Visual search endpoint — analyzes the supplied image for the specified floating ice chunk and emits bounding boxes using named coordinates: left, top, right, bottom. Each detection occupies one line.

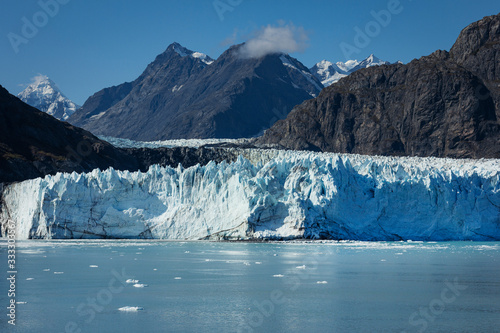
left=26, top=278, right=34, bottom=280
left=255, top=262, right=262, bottom=264
left=42, top=269, right=50, bottom=271
left=16, top=301, right=27, bottom=304
left=273, top=274, right=284, bottom=278
left=243, top=262, right=251, bottom=266
left=296, top=265, right=306, bottom=269
left=174, top=277, right=182, bottom=280
left=133, top=283, right=148, bottom=288
left=54, top=272, right=64, bottom=274
left=126, top=279, right=139, bottom=284
left=316, top=281, right=328, bottom=284
left=118, top=306, right=144, bottom=312
left=153, top=268, right=157, bottom=271
left=380, top=259, right=387, bottom=262
left=89, top=265, right=98, bottom=268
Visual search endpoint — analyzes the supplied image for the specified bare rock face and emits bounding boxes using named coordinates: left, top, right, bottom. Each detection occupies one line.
left=0, top=85, right=248, bottom=183
left=68, top=43, right=323, bottom=141
left=0, top=85, right=139, bottom=183
left=257, top=13, right=500, bottom=158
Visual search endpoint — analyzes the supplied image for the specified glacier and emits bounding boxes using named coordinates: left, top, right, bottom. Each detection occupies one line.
left=1, top=149, right=499, bottom=241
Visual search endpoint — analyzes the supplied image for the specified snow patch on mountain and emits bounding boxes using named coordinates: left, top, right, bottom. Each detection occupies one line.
left=18, top=74, right=79, bottom=120
left=172, top=43, right=214, bottom=65
left=191, top=52, right=214, bottom=65
left=1, top=150, right=498, bottom=241
left=311, top=54, right=392, bottom=87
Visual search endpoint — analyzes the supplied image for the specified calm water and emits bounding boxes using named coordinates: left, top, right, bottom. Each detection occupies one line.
left=0, top=240, right=499, bottom=333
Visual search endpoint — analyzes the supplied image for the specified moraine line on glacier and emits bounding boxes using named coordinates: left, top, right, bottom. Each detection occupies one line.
left=0, top=148, right=499, bottom=241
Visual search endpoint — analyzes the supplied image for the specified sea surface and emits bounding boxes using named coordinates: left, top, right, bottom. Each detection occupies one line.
left=0, top=240, right=499, bottom=333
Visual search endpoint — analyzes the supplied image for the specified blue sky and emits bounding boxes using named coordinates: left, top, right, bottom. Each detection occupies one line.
left=1, top=0, right=499, bottom=105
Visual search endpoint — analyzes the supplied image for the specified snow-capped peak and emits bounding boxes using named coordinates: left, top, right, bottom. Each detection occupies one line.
left=171, top=42, right=214, bottom=65
left=311, top=54, right=393, bottom=87
left=354, top=54, right=389, bottom=70
left=336, top=59, right=359, bottom=73
left=18, top=74, right=79, bottom=121
left=18, top=74, right=55, bottom=99
left=314, top=60, right=334, bottom=75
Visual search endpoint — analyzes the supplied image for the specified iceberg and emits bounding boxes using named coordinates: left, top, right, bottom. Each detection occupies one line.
left=1, top=150, right=499, bottom=241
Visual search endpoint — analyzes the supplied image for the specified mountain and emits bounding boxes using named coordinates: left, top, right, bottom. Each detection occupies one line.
left=3, top=150, right=499, bottom=241
left=68, top=42, right=323, bottom=141
left=0, top=85, right=139, bottom=183
left=0, top=84, right=261, bottom=184
left=257, top=13, right=500, bottom=159
left=310, top=54, right=390, bottom=87
left=18, top=75, right=79, bottom=121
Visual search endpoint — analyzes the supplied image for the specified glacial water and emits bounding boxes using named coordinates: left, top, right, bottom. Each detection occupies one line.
left=0, top=240, right=499, bottom=333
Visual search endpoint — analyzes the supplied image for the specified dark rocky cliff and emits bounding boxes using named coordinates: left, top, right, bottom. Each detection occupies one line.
left=257, top=14, right=500, bottom=158
left=0, top=85, right=139, bottom=183
left=0, top=85, right=244, bottom=183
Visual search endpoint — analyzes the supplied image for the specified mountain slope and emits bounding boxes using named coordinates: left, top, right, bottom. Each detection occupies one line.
left=310, top=54, right=390, bottom=87
left=68, top=43, right=323, bottom=141
left=18, top=75, right=79, bottom=120
left=257, top=14, right=500, bottom=159
left=0, top=85, right=139, bottom=183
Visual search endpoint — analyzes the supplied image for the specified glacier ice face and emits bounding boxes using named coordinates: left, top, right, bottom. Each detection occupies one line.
left=1, top=150, right=499, bottom=241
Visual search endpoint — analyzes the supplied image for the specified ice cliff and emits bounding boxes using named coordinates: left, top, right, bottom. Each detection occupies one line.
left=1, top=150, right=499, bottom=241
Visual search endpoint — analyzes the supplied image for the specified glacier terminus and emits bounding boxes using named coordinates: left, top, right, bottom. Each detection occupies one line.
left=1, top=149, right=499, bottom=241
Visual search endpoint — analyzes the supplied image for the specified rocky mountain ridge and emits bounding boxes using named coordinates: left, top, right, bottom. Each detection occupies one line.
left=257, top=13, right=500, bottom=159
left=68, top=42, right=324, bottom=141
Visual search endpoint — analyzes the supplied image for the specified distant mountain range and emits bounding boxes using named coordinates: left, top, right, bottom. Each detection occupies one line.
left=18, top=75, right=79, bottom=121
left=68, top=42, right=324, bottom=141
left=1, top=11, right=498, bottom=186
left=257, top=13, right=500, bottom=159
left=310, top=54, right=393, bottom=87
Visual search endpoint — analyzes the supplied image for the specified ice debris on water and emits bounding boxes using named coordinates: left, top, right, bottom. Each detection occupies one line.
left=118, top=306, right=144, bottom=312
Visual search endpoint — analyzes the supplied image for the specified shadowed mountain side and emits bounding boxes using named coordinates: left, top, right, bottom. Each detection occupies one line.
left=256, top=13, right=500, bottom=159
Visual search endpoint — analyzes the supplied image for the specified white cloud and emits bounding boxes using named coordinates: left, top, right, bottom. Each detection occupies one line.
left=31, top=73, right=49, bottom=84
left=237, top=23, right=309, bottom=59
